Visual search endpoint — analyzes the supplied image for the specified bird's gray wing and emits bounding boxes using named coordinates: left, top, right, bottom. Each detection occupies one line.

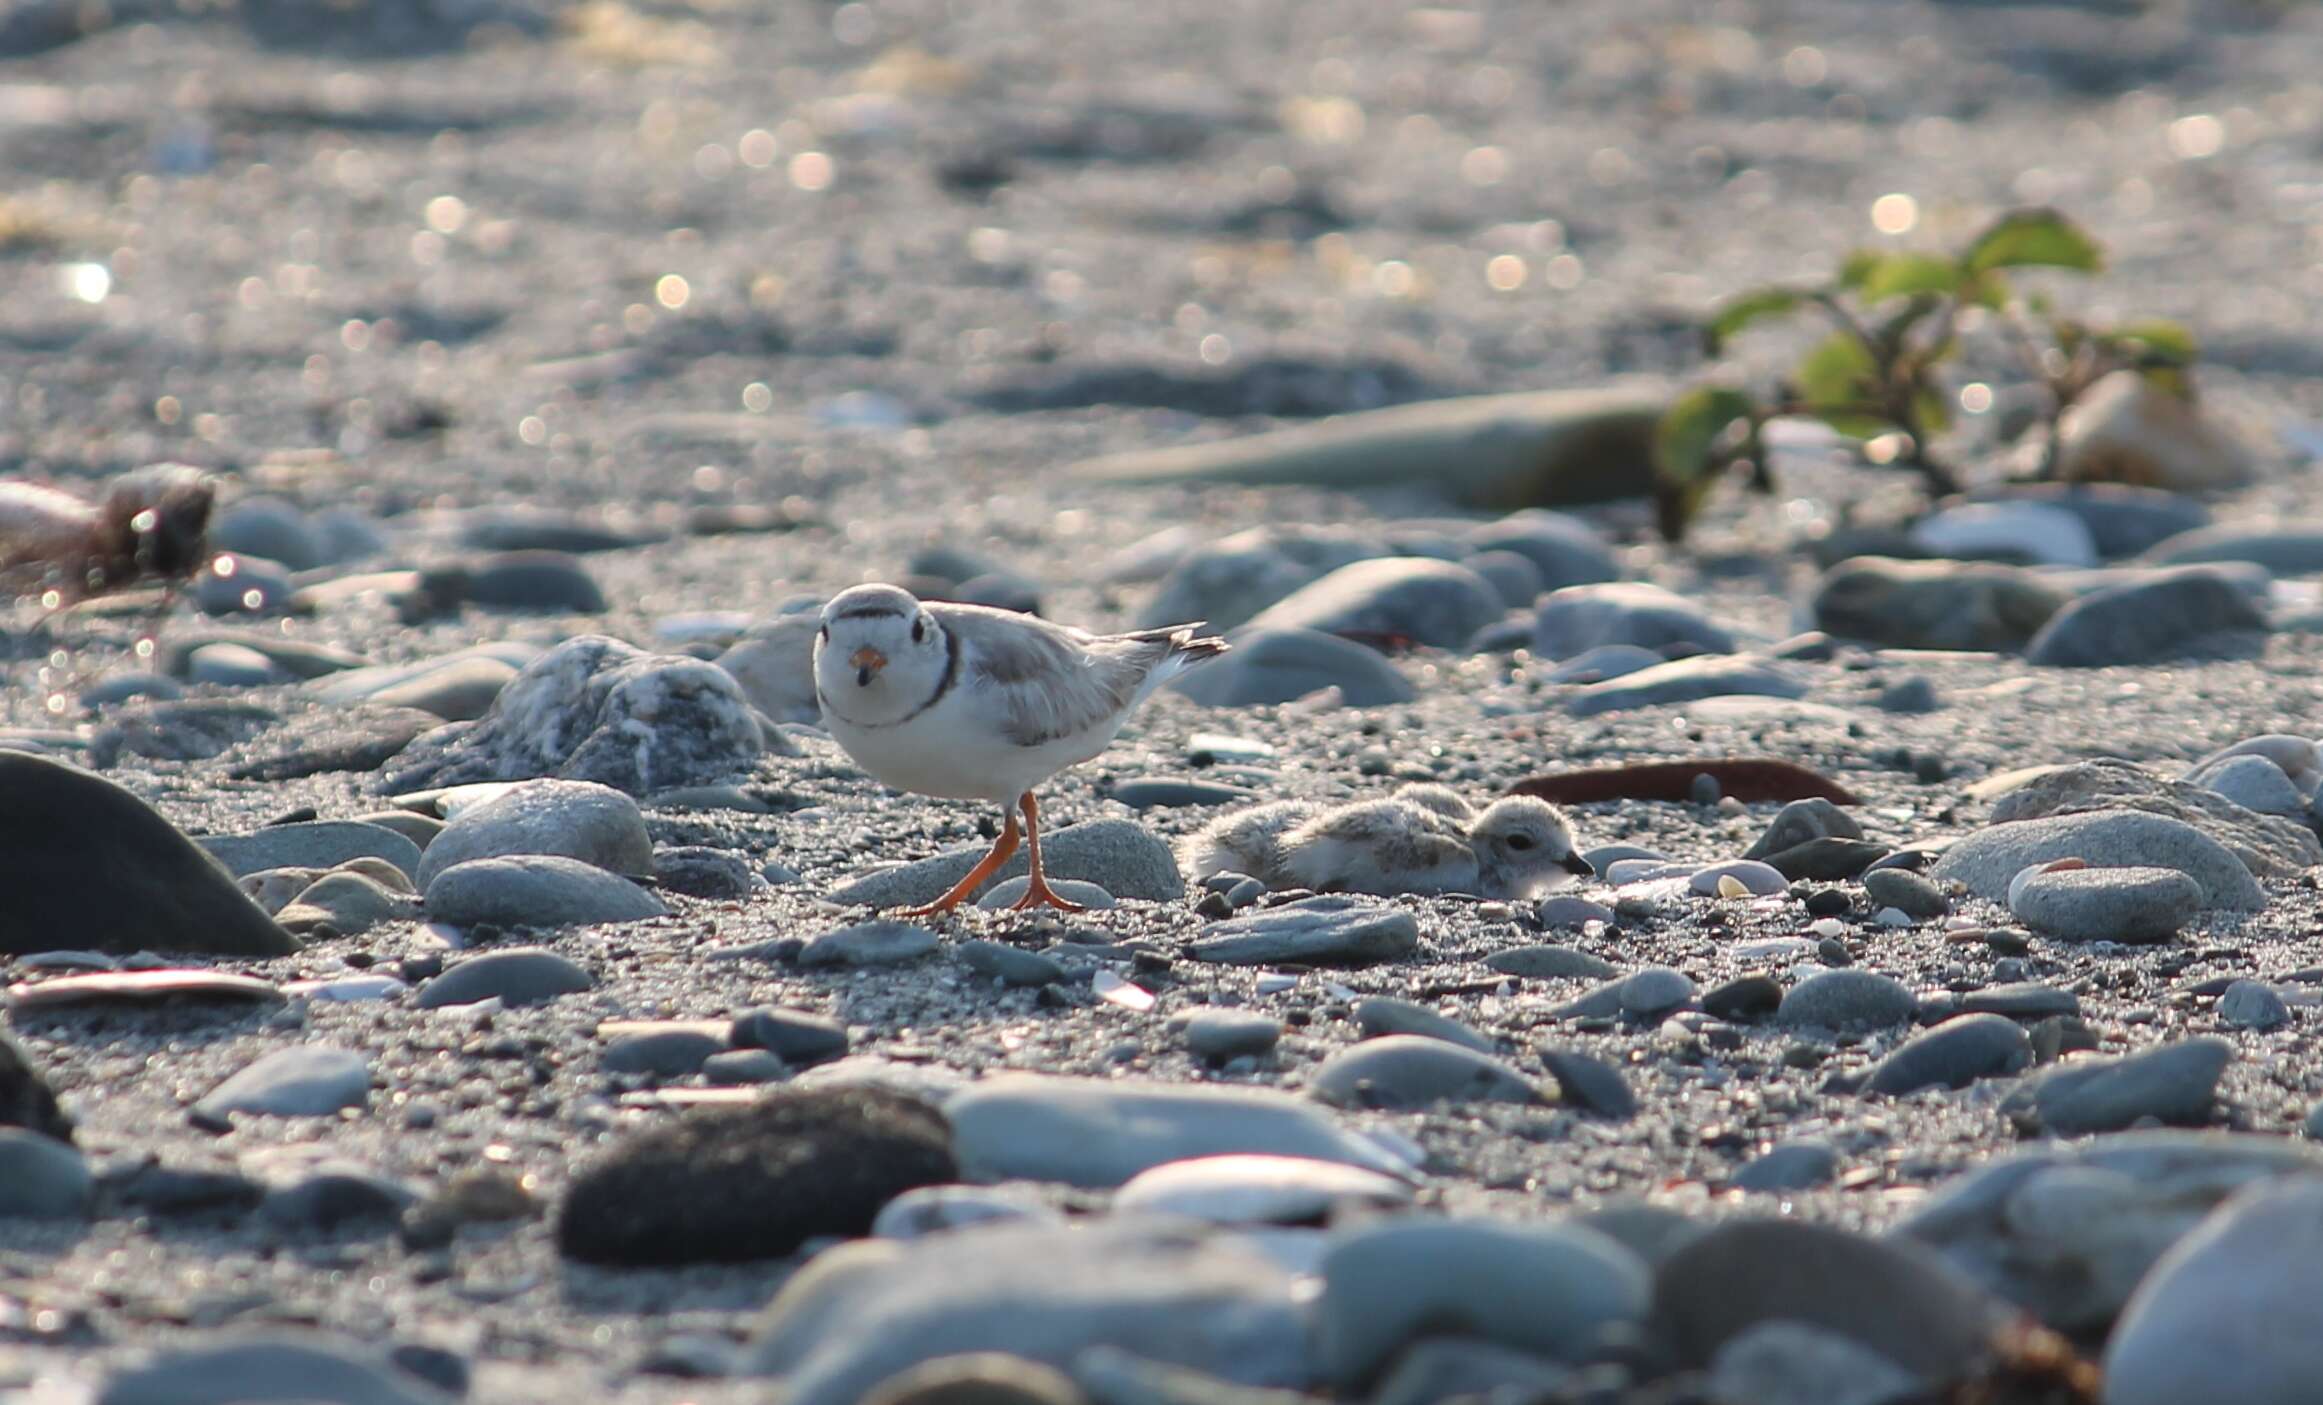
left=937, top=605, right=1170, bottom=749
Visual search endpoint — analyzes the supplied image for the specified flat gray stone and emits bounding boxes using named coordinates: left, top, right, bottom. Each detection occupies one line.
left=945, top=1076, right=1418, bottom=1187
left=1316, top=1219, right=1650, bottom=1388
left=1863, top=867, right=1948, bottom=919
left=976, top=876, right=1116, bottom=911
left=194, top=1046, right=370, bottom=1119
left=415, top=947, right=594, bottom=1009
left=1311, top=1035, right=1540, bottom=1111
left=1959, top=983, right=2079, bottom=1019
left=1484, top=944, right=1617, bottom=980
left=2142, top=521, right=2323, bottom=573
left=414, top=779, right=652, bottom=888
left=1707, top=1321, right=1919, bottom=1405
left=1246, top=556, right=1504, bottom=651
left=1353, top=996, right=1492, bottom=1053
left=1777, top=970, right=1916, bottom=1031
left=1989, top=757, right=2320, bottom=880
left=1618, top=966, right=1696, bottom=1017
left=1109, top=778, right=1260, bottom=809
left=1813, top=556, right=2070, bottom=651
left=1532, top=582, right=1734, bottom=659
left=1863, top=1014, right=2032, bottom=1097
left=0, top=1129, right=91, bottom=1219
left=800, top=920, right=940, bottom=968
left=2009, top=864, right=2202, bottom=942
left=1568, top=655, right=1804, bottom=717
left=2105, top=1179, right=2323, bottom=1405
left=1112, top=1154, right=1412, bottom=1225
left=1691, top=859, right=1786, bottom=897
left=1538, top=1048, right=1635, bottom=1119
left=830, top=818, right=1181, bottom=908
left=201, top=821, right=423, bottom=882
left=956, top=938, right=1068, bottom=986
left=97, top=1335, right=456, bottom=1405
left=2002, top=1036, right=2232, bottom=1134
left=1462, top=511, right=1618, bottom=590
left=2195, top=753, right=2307, bottom=816
left=1977, top=483, right=2209, bottom=558
left=1177, top=1010, right=1283, bottom=1062
left=1730, top=1140, right=1840, bottom=1193
left=2025, top=564, right=2268, bottom=667
left=1535, top=896, right=1616, bottom=929
left=1934, top=808, right=2265, bottom=909
left=424, top=854, right=667, bottom=929
left=2218, top=979, right=2291, bottom=1030
left=602, top=1024, right=729, bottom=1077
left=1169, top=626, right=1416, bottom=708
left=1189, top=896, right=1419, bottom=966
left=1138, top=523, right=1389, bottom=633
left=732, top=1008, right=849, bottom=1065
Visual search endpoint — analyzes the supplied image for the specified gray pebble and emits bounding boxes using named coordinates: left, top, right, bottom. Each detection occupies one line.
left=462, top=550, right=607, bottom=612
left=97, top=1335, right=454, bottom=1405
left=1744, top=799, right=1863, bottom=861
left=1729, top=1140, right=1840, bottom=1193
left=1311, top=1035, right=1540, bottom=1111
left=799, top=921, right=940, bottom=968
left=2001, top=1036, right=2232, bottom=1134
left=1777, top=970, right=1916, bottom=1031
left=0, top=1130, right=91, bottom=1219
left=1702, top=975, right=1783, bottom=1021
left=1538, top=1048, right=1635, bottom=1119
left=702, top=1049, right=789, bottom=1085
left=731, top=1008, right=850, bottom=1065
left=1354, top=996, right=1492, bottom=1053
left=194, top=1046, right=370, bottom=1119
left=2218, top=979, right=2290, bottom=1031
left=424, top=854, right=668, bottom=929
left=1863, top=868, right=1949, bottom=920
left=1537, top=895, right=1616, bottom=928
left=1935, top=809, right=2264, bottom=909
left=1190, top=896, right=1418, bottom=967
left=201, top=821, right=423, bottom=882
left=603, top=1026, right=728, bottom=1077
left=1109, top=778, right=1259, bottom=809
left=1178, top=1010, right=1284, bottom=1063
left=1618, top=966, right=1696, bottom=1017
left=2008, top=864, right=2203, bottom=942
left=1485, top=945, right=1617, bottom=980
left=416, top=779, right=652, bottom=888
left=1863, top=1014, right=2032, bottom=1097
left=415, top=947, right=593, bottom=1009
left=976, top=876, right=1116, bottom=911
left=1959, top=983, right=2080, bottom=1019
left=958, top=939, right=1068, bottom=987
left=653, top=846, right=764, bottom=900
left=1690, top=860, right=1785, bottom=897
left=1876, top=675, right=1941, bottom=712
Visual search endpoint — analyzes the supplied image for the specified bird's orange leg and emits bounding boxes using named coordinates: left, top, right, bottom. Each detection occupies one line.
left=1009, top=792, right=1087, bottom=913
left=895, top=809, right=1021, bottom=917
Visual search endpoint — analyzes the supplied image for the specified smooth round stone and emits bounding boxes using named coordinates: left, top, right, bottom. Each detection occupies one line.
left=1545, top=644, right=1665, bottom=684
left=0, top=1130, right=91, bottom=1219
left=1168, top=626, right=1416, bottom=708
left=193, top=1046, right=370, bottom=1119
left=1690, top=860, right=1786, bottom=897
left=2104, top=1179, right=2323, bottom=1405
left=603, top=1026, right=728, bottom=1077
left=1582, top=843, right=1671, bottom=871
left=800, top=921, right=941, bottom=968
left=461, top=550, right=607, bottom=612
left=1463, top=511, right=1617, bottom=590
left=212, top=495, right=329, bottom=569
left=1813, top=555, right=2070, bottom=651
left=2218, top=980, right=2290, bottom=1031
left=1245, top=556, right=1504, bottom=652
left=1567, top=655, right=1804, bottom=718
left=1959, top=983, right=2080, bottom=1019
left=1619, top=967, right=1696, bottom=1017
left=1465, top=549, right=1546, bottom=611
left=1744, top=799, right=1863, bottom=861
left=1190, top=896, right=1418, bottom=967
left=1708, top=1320, right=1919, bottom=1405
left=1863, top=868, right=1948, bottom=920
left=276, top=872, right=414, bottom=937
left=1538, top=1049, right=1635, bottom=1119
left=1863, top=1014, right=2032, bottom=1097
left=703, top=1049, right=788, bottom=1085
left=1176, top=1009, right=1282, bottom=1063
left=975, top=877, right=1116, bottom=911
left=367, top=655, right=519, bottom=722
left=424, top=855, right=668, bottom=929
left=2195, top=753, right=2307, bottom=816
left=1532, top=581, right=1733, bottom=659
left=653, top=846, right=763, bottom=900
left=80, top=672, right=184, bottom=707
left=1777, top=970, right=1916, bottom=1031
left=1354, top=996, right=1492, bottom=1053
left=1730, top=1139, right=1840, bottom=1193
left=832, top=819, right=1180, bottom=909
left=193, top=553, right=295, bottom=615
left=2000, top=1037, right=2232, bottom=1134
left=1316, top=1219, right=1651, bottom=1388
left=2024, top=564, right=2266, bottom=668
left=871, top=1185, right=1064, bottom=1240
left=1911, top=499, right=2098, bottom=567
left=732, top=1008, right=850, bottom=1065
left=2008, top=864, right=2202, bottom=943
left=1485, top=944, right=1618, bottom=981
left=956, top=939, right=1068, bottom=988
left=1607, top=858, right=1691, bottom=885
left=1311, top=1036, right=1539, bottom=1111
left=1536, top=895, right=1616, bottom=930
left=1936, top=808, right=2266, bottom=910
left=96, top=1336, right=449, bottom=1405
left=1702, top=975, right=1783, bottom=1022
left=202, top=821, right=423, bottom=882
left=415, top=779, right=652, bottom=888
left=1108, top=778, right=1259, bottom=809
left=1114, top=1153, right=1413, bottom=1225
left=415, top=947, right=593, bottom=1009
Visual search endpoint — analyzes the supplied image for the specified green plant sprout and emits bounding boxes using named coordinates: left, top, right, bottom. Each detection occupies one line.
left=1651, top=207, right=2201, bottom=541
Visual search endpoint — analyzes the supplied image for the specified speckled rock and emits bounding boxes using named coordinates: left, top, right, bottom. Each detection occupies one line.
left=1245, top=556, right=1504, bottom=651
left=424, top=855, right=668, bottom=929
left=831, top=819, right=1181, bottom=908
left=1532, top=581, right=1734, bottom=659
left=1777, top=971, right=1915, bottom=1031
left=414, top=779, right=652, bottom=888
left=1934, top=808, right=2265, bottom=909
left=2008, top=864, right=2202, bottom=942
left=2104, top=1180, right=2323, bottom=1405
left=2001, top=1036, right=2231, bottom=1134
left=1310, top=1036, right=1540, bottom=1111
left=1863, top=1014, right=2032, bottom=1097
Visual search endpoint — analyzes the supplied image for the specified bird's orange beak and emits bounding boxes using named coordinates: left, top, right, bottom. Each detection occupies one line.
left=850, top=646, right=886, bottom=683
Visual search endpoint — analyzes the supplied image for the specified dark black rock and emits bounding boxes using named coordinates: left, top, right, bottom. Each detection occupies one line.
left=555, top=1087, right=956, bottom=1265
left=1539, top=1049, right=1636, bottom=1119
left=0, top=751, right=297, bottom=957
left=652, top=846, right=763, bottom=899
left=730, top=1007, right=850, bottom=1065
left=1760, top=838, right=1891, bottom=881
left=1701, top=975, right=1783, bottom=1022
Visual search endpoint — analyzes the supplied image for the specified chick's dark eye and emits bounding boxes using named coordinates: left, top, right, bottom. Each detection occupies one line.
left=1506, top=834, right=1536, bottom=851
left=911, top=617, right=926, bottom=644
left=817, top=624, right=828, bottom=642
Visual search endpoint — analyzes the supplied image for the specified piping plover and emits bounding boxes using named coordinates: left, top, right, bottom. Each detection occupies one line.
left=815, top=582, right=1228, bottom=914
left=1184, top=785, right=1591, bottom=900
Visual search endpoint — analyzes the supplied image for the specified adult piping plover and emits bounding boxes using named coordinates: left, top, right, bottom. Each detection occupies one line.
left=1184, top=784, right=1591, bottom=901
left=815, top=582, right=1228, bottom=914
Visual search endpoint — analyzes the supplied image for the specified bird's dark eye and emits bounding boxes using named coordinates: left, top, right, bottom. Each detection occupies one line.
left=911, top=617, right=926, bottom=644
left=1506, top=833, right=1536, bottom=851
left=818, top=624, right=828, bottom=642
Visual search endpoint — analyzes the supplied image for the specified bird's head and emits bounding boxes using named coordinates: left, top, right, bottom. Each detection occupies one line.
left=814, top=583, right=951, bottom=724
left=1470, top=796, right=1592, bottom=899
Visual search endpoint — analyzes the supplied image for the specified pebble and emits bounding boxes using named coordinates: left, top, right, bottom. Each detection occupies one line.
left=379, top=636, right=773, bottom=796
left=744, top=1219, right=1306, bottom=1405
left=1462, top=510, right=1619, bottom=589
left=1745, top=799, right=1863, bottom=860
left=193, top=552, right=295, bottom=615
left=276, top=871, right=417, bottom=937
left=1538, top=1048, right=1636, bottom=1119
left=194, top=1045, right=371, bottom=1119
left=945, top=1076, right=1418, bottom=1186
left=1812, top=556, right=2070, bottom=651
left=602, top=1024, right=729, bottom=1077
left=1531, top=581, right=1734, bottom=659
left=1934, top=808, right=2265, bottom=909
left=97, top=1335, right=458, bottom=1405
left=1544, top=644, right=1664, bottom=683
left=2025, top=564, right=2268, bottom=667
left=1113, top=1153, right=1414, bottom=1225
left=554, top=1087, right=952, bottom=1265
left=1353, top=996, right=1493, bottom=1053
left=2104, top=1179, right=2323, bottom=1405
left=2193, top=753, right=2308, bottom=816
left=2001, top=1036, right=2232, bottom=1134
left=1758, top=837, right=1891, bottom=881
left=1863, top=1014, right=2032, bottom=1097
left=2217, top=979, right=2290, bottom=1030
left=1176, top=1009, right=1284, bottom=1062
left=1189, top=896, right=1419, bottom=967
left=1315, top=1219, right=1650, bottom=1388
left=1995, top=757, right=2319, bottom=878
left=1862, top=868, right=1948, bottom=919
left=1244, top=556, right=1505, bottom=651
left=1729, top=1139, right=1840, bottom=1192
left=2007, top=864, right=2203, bottom=942
left=1776, top=970, right=1916, bottom=1031
left=187, top=641, right=282, bottom=687
left=1137, top=523, right=1386, bottom=632
left=1958, top=983, right=2080, bottom=1019
left=872, top=1185, right=1064, bottom=1240
left=1110, top=777, right=1259, bottom=809
left=977, top=876, right=1117, bottom=910
left=201, top=820, right=423, bottom=882
left=1617, top=966, right=1696, bottom=1017
left=0, top=1129, right=91, bottom=1219
left=702, top=1049, right=789, bottom=1085
left=1990, top=483, right=2211, bottom=557
left=832, top=818, right=1181, bottom=908
left=1689, top=860, right=1786, bottom=897
left=211, top=495, right=331, bottom=569
left=1701, top=975, right=1783, bottom=1021
left=1484, top=945, right=1617, bottom=980
left=413, top=779, right=652, bottom=888
left=1465, top=548, right=1546, bottom=611
left=456, top=549, right=607, bottom=612
left=957, top=939, right=1069, bottom=987
left=424, top=855, right=668, bottom=929
left=653, top=845, right=764, bottom=899
left=1706, top=1321, right=1920, bottom=1405
left=1875, top=674, right=1941, bottom=713
left=800, top=920, right=941, bottom=968
left=1368, top=1339, right=1573, bottom=1405
left=366, top=655, right=521, bottom=722
left=1911, top=498, right=2098, bottom=567
left=1310, top=1035, right=1541, bottom=1111
left=2, top=753, right=298, bottom=958
left=713, top=614, right=824, bottom=725
left=1536, top=895, right=1616, bottom=929
left=80, top=672, right=184, bottom=707
left=2144, top=520, right=2323, bottom=572
left=1567, top=654, right=1804, bottom=718
left=249, top=1151, right=417, bottom=1233
left=731, top=1008, right=850, bottom=1065
left=415, top=947, right=594, bottom=1009
left=1167, top=626, right=1416, bottom=708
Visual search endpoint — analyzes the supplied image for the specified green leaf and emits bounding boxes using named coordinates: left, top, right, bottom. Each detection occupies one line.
left=1962, top=269, right=2011, bottom=310
left=2111, top=318, right=2198, bottom=365
left=1912, top=384, right=1952, bottom=438
left=1793, top=330, right=1880, bottom=410
left=1652, top=386, right=1756, bottom=541
left=1706, top=287, right=1807, bottom=351
left=1963, top=208, right=2104, bottom=275
left=1852, top=253, right=1963, bottom=302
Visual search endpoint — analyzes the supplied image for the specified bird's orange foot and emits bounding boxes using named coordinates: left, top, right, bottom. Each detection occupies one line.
left=1008, top=875, right=1087, bottom=913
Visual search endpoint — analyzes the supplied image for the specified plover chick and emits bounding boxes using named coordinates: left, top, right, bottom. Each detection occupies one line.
left=1185, top=788, right=1591, bottom=900
left=814, top=582, right=1226, bottom=914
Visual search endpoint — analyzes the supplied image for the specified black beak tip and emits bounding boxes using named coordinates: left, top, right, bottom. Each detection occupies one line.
left=1562, top=854, right=1595, bottom=876
left=856, top=666, right=873, bottom=687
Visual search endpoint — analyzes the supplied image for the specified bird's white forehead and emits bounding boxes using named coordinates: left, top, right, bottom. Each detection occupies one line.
left=821, top=582, right=923, bottom=626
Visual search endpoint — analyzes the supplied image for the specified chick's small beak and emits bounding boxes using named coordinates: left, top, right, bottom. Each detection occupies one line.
left=1561, top=853, right=1595, bottom=876
left=851, top=646, right=886, bottom=687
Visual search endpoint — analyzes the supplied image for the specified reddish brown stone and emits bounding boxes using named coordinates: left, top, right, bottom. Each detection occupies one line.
left=1508, top=760, right=1860, bottom=806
